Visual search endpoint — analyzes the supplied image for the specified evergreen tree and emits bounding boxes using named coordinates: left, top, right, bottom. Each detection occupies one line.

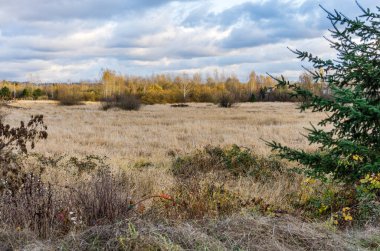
left=268, top=3, right=380, bottom=182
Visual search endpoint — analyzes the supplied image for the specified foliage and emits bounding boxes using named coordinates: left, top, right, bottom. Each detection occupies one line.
left=0, top=86, right=11, bottom=100
left=21, top=88, right=32, bottom=99
left=2, top=69, right=327, bottom=104
left=32, top=88, right=43, bottom=100
left=356, top=174, right=380, bottom=224
left=297, top=175, right=380, bottom=227
left=268, top=4, right=380, bottom=182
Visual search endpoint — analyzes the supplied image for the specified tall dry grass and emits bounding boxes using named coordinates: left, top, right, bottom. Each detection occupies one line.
left=1, top=101, right=379, bottom=250
left=5, top=101, right=326, bottom=167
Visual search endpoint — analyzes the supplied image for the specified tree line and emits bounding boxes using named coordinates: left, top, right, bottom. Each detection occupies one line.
left=0, top=70, right=327, bottom=104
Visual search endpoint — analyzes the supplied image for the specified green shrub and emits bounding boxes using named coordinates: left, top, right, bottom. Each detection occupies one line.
left=0, top=86, right=11, bottom=100
left=21, top=88, right=33, bottom=99
left=172, top=145, right=284, bottom=182
left=32, top=88, right=43, bottom=100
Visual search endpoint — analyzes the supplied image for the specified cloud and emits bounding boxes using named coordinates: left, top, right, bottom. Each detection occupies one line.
left=0, top=0, right=378, bottom=82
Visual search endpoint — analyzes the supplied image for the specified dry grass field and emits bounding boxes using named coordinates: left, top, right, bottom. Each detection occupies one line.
left=6, top=100, right=325, bottom=168
left=4, top=101, right=326, bottom=211
left=2, top=101, right=380, bottom=250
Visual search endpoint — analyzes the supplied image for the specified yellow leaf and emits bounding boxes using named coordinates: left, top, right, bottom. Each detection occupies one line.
left=344, top=215, right=353, bottom=221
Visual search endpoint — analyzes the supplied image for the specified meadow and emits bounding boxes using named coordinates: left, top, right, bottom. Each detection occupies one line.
left=1, top=101, right=379, bottom=250
left=6, top=101, right=324, bottom=166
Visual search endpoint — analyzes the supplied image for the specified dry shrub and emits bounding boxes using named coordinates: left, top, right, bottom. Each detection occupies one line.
left=218, top=93, right=236, bottom=108
left=147, top=176, right=244, bottom=220
left=68, top=168, right=134, bottom=226
left=0, top=115, right=48, bottom=195
left=102, top=94, right=141, bottom=111
left=0, top=173, right=57, bottom=239
left=0, top=153, right=137, bottom=239
left=170, top=103, right=189, bottom=108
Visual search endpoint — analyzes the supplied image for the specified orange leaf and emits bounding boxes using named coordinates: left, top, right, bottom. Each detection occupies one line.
left=159, top=194, right=173, bottom=200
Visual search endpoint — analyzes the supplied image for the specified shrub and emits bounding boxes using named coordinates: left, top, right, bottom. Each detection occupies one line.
left=172, top=145, right=284, bottom=181
left=0, top=153, right=136, bottom=239
left=32, top=88, right=43, bottom=100
left=155, top=145, right=288, bottom=220
left=67, top=167, right=133, bottom=226
left=268, top=4, right=380, bottom=183
left=102, top=94, right=141, bottom=111
left=0, top=86, right=11, bottom=100
left=296, top=175, right=380, bottom=227
left=218, top=93, right=236, bottom=108
left=21, top=88, right=33, bottom=99
left=0, top=172, right=56, bottom=239
left=171, top=103, right=189, bottom=108
left=0, top=115, right=48, bottom=195
left=162, top=179, right=243, bottom=220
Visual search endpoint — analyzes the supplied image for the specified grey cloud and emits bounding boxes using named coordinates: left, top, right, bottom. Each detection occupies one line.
left=0, top=0, right=176, bottom=22
left=0, top=0, right=377, bottom=82
left=182, top=0, right=378, bottom=49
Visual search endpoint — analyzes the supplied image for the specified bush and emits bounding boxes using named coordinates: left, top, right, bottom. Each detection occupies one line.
left=0, top=86, right=11, bottom=100
left=102, top=94, right=141, bottom=111
left=218, top=93, right=236, bottom=108
left=32, top=88, right=43, bottom=100
left=171, top=103, right=189, bottom=108
left=153, top=145, right=289, bottom=220
left=0, top=172, right=56, bottom=239
left=161, top=179, right=243, bottom=220
left=67, top=167, right=133, bottom=226
left=294, top=175, right=380, bottom=227
left=172, top=145, right=284, bottom=181
left=0, top=115, right=48, bottom=195
left=21, top=88, right=33, bottom=99
left=0, top=153, right=135, bottom=239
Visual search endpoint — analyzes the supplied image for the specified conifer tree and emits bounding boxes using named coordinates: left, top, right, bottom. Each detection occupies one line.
left=268, top=3, right=380, bottom=182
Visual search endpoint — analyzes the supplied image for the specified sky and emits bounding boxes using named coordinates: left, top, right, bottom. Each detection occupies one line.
left=0, top=0, right=378, bottom=83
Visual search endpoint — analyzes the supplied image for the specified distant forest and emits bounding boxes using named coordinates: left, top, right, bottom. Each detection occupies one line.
left=0, top=70, right=328, bottom=104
